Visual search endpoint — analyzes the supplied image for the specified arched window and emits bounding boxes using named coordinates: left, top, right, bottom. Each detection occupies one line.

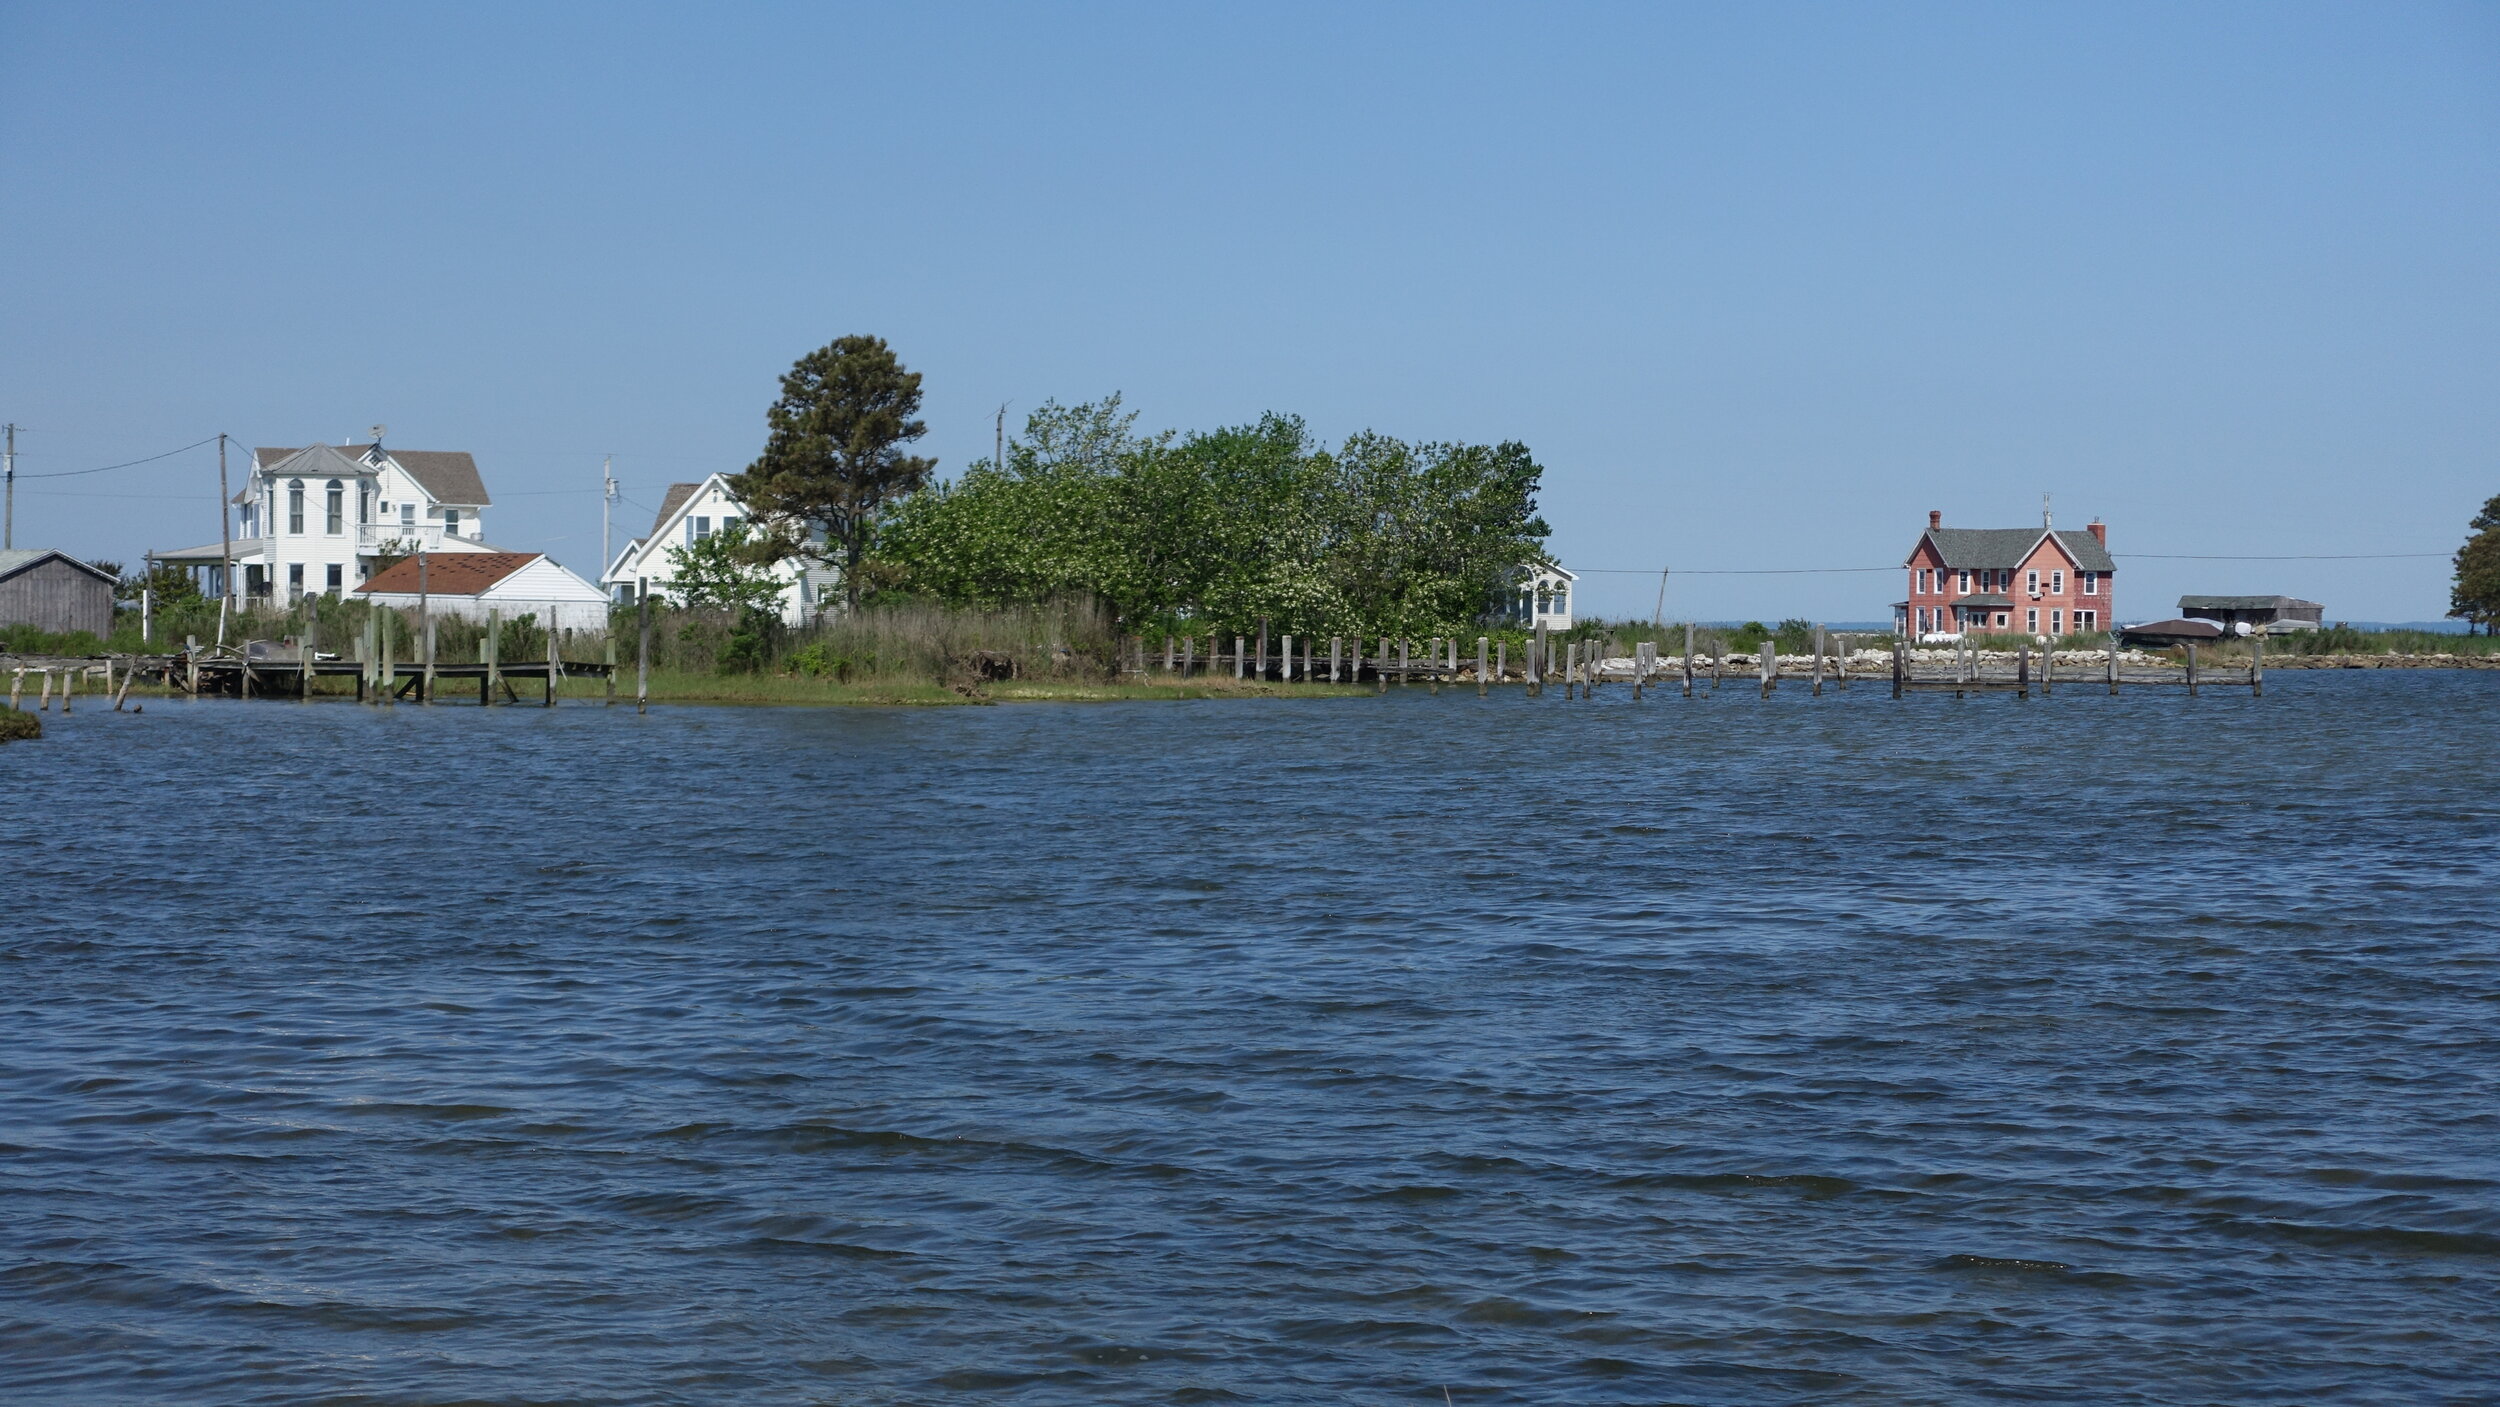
left=1549, top=584, right=1567, bottom=614
left=287, top=479, right=305, bottom=534
left=325, top=479, right=344, bottom=534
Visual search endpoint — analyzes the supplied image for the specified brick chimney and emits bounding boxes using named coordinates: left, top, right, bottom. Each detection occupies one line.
left=2087, top=519, right=2106, bottom=545
left=1928, top=510, right=1942, bottom=531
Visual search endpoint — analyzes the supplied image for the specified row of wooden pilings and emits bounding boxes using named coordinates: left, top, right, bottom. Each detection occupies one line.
left=7, top=661, right=137, bottom=714
left=1143, top=623, right=1865, bottom=698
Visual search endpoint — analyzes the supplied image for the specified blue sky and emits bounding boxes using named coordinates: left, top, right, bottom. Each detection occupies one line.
left=3, top=1, right=2493, bottom=622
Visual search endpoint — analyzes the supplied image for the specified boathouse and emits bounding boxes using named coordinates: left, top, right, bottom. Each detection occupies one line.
left=1898, top=510, right=2115, bottom=640
left=2179, top=595, right=2323, bottom=634
left=1503, top=564, right=1577, bottom=632
left=354, top=551, right=610, bottom=633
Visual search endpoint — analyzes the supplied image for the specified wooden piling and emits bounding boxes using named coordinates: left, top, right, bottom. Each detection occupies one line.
left=1683, top=622, right=1695, bottom=697
left=605, top=634, right=618, bottom=705
left=1759, top=639, right=1774, bottom=697
left=1183, top=635, right=1195, bottom=678
left=2251, top=634, right=2263, bottom=697
left=1398, top=638, right=1410, bottom=686
left=300, top=616, right=315, bottom=700
left=636, top=583, right=650, bottom=714
left=1257, top=619, right=1269, bottom=681
left=2186, top=642, right=2198, bottom=696
left=61, top=668, right=72, bottom=713
left=1495, top=639, right=1506, bottom=686
left=39, top=670, right=54, bottom=711
left=8, top=668, right=21, bottom=711
left=113, top=662, right=135, bottom=711
left=2107, top=631, right=2120, bottom=694
left=484, top=608, right=501, bottom=705
left=1376, top=636, right=1388, bottom=693
left=1531, top=623, right=1547, bottom=697
left=545, top=625, right=558, bottom=706
left=1282, top=633, right=1294, bottom=682
left=380, top=616, right=395, bottom=706
left=1234, top=636, right=1245, bottom=680
left=185, top=635, right=199, bottom=695
left=2016, top=644, right=2030, bottom=699
left=1477, top=636, right=1489, bottom=694
left=1891, top=638, right=1905, bottom=698
left=1164, top=635, right=1175, bottom=674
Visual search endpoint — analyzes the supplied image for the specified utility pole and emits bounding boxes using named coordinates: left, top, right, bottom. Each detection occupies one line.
left=3, top=423, right=15, bottom=549
left=995, top=403, right=1008, bottom=470
left=1652, top=565, right=1670, bottom=629
left=217, top=433, right=234, bottom=614
left=601, top=455, right=617, bottom=577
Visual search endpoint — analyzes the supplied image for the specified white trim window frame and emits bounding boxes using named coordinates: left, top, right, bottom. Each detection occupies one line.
left=2051, top=569, right=2065, bottom=594
left=2026, top=569, right=2041, bottom=596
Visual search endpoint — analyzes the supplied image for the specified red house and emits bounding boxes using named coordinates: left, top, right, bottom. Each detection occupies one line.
left=1897, top=510, right=2115, bottom=640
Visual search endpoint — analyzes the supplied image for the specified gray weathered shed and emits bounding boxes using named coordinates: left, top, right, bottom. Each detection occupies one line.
left=0, top=549, right=118, bottom=636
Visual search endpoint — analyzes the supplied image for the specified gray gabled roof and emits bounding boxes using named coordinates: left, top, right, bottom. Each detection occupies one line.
left=0, top=549, right=118, bottom=585
left=247, top=443, right=490, bottom=506
left=1918, top=527, right=2115, bottom=573
left=651, top=482, right=703, bottom=539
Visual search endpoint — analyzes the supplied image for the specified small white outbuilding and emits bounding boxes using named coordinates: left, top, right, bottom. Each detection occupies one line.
left=353, top=551, right=611, bottom=633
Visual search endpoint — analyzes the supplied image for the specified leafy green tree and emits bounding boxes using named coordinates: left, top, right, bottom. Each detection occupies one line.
left=127, top=560, right=202, bottom=606
left=2452, top=493, right=2500, bottom=634
left=731, top=335, right=935, bottom=611
left=666, top=520, right=787, bottom=615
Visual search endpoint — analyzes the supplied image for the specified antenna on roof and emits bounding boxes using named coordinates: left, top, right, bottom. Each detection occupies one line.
left=370, top=424, right=386, bottom=446
left=2042, top=492, right=2053, bottom=529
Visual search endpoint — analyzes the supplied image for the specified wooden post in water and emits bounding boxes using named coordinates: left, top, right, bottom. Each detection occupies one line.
left=1759, top=638, right=1774, bottom=697
left=2107, top=631, right=2120, bottom=695
left=300, top=616, right=315, bottom=700
left=636, top=582, right=650, bottom=714
left=61, top=668, right=73, bottom=713
left=1495, top=639, right=1506, bottom=686
left=2016, top=644, right=2030, bottom=699
left=2185, top=642, right=2198, bottom=696
left=417, top=552, right=433, bottom=703
left=1376, top=636, right=1388, bottom=693
left=605, top=633, right=617, bottom=705
left=545, top=622, right=559, bottom=706
left=1398, top=638, right=1410, bottom=686
left=1530, top=623, right=1547, bottom=696
left=484, top=608, right=501, bottom=705
left=380, top=615, right=395, bottom=706
left=1891, top=637, right=1905, bottom=698
left=1477, top=637, right=1489, bottom=694
left=185, top=635, right=198, bottom=695
left=113, top=662, right=135, bottom=711
left=8, top=668, right=21, bottom=711
left=2041, top=638, right=2054, bottom=695
left=2251, top=634, right=2263, bottom=697
left=1811, top=626, right=1825, bottom=696
left=1682, top=622, right=1694, bottom=697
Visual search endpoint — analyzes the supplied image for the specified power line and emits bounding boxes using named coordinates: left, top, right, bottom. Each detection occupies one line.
left=2114, top=552, right=2448, bottom=561
left=18, top=435, right=223, bottom=479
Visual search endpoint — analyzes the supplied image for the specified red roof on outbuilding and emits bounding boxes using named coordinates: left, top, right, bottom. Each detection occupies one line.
left=353, top=552, right=539, bottom=597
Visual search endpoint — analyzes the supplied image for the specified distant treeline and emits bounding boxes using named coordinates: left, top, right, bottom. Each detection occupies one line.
left=866, top=398, right=1551, bottom=639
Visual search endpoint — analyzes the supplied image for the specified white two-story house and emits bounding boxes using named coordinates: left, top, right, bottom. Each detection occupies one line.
left=150, top=438, right=501, bottom=604
left=601, top=473, right=838, bottom=624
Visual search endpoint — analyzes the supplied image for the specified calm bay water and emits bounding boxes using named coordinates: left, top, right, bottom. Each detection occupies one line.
left=3, top=673, right=2496, bottom=1404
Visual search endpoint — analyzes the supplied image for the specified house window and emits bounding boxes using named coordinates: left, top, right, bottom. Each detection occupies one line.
left=2051, top=608, right=2064, bottom=635
left=1994, top=612, right=2008, bottom=627
left=288, top=479, right=305, bottom=534
left=400, top=503, right=415, bottom=527
left=2025, top=569, right=2040, bottom=595
left=2076, top=609, right=2098, bottom=631
left=1956, top=571, right=1970, bottom=593
left=288, top=563, right=304, bottom=597
left=445, top=510, right=462, bottom=536
left=1550, top=585, right=1567, bottom=614
left=326, top=479, right=344, bottom=534
left=693, top=516, right=712, bottom=542
left=325, top=563, right=342, bottom=594
left=358, top=484, right=371, bottom=525
left=2026, top=608, right=2039, bottom=633
left=2051, top=569, right=2064, bottom=594
left=723, top=515, right=742, bottom=536
left=2082, top=571, right=2098, bottom=596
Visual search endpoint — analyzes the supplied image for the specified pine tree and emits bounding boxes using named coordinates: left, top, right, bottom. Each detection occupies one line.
left=731, top=336, right=935, bottom=612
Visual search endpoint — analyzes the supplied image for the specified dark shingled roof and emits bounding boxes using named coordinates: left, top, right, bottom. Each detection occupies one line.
left=651, top=482, right=702, bottom=539
left=248, top=443, right=491, bottom=507
left=2179, top=595, right=2320, bottom=611
left=353, top=551, right=540, bottom=597
left=1919, top=527, right=2115, bottom=573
